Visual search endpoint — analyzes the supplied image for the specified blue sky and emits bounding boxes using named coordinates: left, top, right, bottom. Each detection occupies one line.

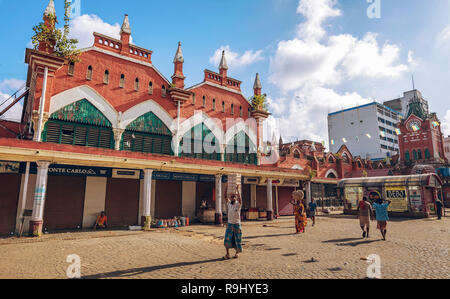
left=0, top=0, right=449, bottom=146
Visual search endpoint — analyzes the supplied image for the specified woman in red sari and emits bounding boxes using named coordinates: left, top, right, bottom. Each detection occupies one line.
left=290, top=190, right=308, bottom=234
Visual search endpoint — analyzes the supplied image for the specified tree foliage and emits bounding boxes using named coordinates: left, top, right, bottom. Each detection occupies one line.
left=249, top=94, right=268, bottom=111
left=31, top=0, right=81, bottom=63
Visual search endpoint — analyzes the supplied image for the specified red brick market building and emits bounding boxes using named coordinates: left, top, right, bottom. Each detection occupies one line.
left=0, top=1, right=393, bottom=236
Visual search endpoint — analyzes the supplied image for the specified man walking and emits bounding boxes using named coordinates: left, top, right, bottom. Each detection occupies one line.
left=357, top=197, right=373, bottom=238
left=373, top=198, right=391, bottom=241
left=308, top=198, right=318, bottom=226
left=223, top=189, right=243, bottom=260
left=435, top=197, right=444, bottom=220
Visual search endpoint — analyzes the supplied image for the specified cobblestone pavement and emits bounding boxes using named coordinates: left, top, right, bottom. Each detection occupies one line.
left=0, top=213, right=449, bottom=279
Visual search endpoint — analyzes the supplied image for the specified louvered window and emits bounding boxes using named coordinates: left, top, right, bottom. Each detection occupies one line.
left=121, top=131, right=172, bottom=155
left=44, top=120, right=113, bottom=149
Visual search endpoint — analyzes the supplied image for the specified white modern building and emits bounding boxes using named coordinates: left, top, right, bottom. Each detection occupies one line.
left=328, top=102, right=403, bottom=160
left=384, top=89, right=429, bottom=117
left=444, top=136, right=450, bottom=163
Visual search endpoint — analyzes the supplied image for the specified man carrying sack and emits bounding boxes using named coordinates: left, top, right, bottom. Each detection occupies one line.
left=223, top=187, right=243, bottom=260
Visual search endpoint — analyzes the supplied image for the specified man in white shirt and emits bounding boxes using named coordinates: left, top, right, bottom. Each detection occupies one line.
left=223, top=189, right=243, bottom=260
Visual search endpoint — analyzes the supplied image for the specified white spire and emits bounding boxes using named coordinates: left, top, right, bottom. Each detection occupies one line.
left=44, top=0, right=56, bottom=16
left=121, top=14, right=131, bottom=34
left=219, top=50, right=228, bottom=70
left=253, top=73, right=262, bottom=90
left=173, top=42, right=184, bottom=63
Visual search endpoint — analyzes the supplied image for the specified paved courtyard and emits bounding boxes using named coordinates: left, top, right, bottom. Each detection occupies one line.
left=0, top=213, right=449, bottom=279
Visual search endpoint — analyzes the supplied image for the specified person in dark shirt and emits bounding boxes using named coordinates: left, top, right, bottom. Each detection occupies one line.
left=308, top=198, right=318, bottom=226
left=435, top=198, right=444, bottom=220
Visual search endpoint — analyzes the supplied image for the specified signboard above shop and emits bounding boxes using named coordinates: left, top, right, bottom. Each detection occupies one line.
left=20, top=163, right=111, bottom=177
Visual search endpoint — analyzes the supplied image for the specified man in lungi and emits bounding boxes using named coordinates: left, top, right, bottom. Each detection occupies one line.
left=223, top=189, right=243, bottom=260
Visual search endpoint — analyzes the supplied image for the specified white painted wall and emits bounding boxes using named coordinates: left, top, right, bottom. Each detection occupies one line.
left=82, top=177, right=107, bottom=228
left=328, top=103, right=400, bottom=160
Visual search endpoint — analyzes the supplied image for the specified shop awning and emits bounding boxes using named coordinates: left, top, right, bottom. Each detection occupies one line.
left=338, top=173, right=443, bottom=189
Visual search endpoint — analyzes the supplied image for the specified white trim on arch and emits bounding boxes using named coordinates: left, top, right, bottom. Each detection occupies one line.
left=49, top=85, right=118, bottom=127
left=119, top=100, right=174, bottom=132
left=224, top=120, right=257, bottom=147
left=325, top=169, right=338, bottom=178
left=177, top=111, right=224, bottom=145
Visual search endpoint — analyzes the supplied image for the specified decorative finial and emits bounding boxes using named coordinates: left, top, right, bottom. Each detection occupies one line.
left=44, top=0, right=56, bottom=17
left=219, top=50, right=228, bottom=70
left=121, top=14, right=131, bottom=34
left=253, top=73, right=262, bottom=90
left=173, top=41, right=184, bottom=63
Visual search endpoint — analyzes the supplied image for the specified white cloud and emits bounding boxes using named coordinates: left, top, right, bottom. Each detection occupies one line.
left=442, top=110, right=450, bottom=136
left=68, top=14, right=122, bottom=49
left=296, top=0, right=341, bottom=41
left=0, top=79, right=26, bottom=122
left=0, top=92, right=23, bottom=122
left=209, top=46, right=263, bottom=70
left=268, top=0, right=414, bottom=149
left=0, top=79, right=25, bottom=92
left=436, top=25, right=450, bottom=47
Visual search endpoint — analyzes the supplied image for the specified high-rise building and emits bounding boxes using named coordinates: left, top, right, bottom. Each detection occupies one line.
left=328, top=102, right=402, bottom=160
left=384, top=89, right=429, bottom=116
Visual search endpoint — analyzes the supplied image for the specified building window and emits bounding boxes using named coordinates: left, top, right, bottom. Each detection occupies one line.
left=222, top=101, right=225, bottom=113
left=328, top=156, right=334, bottom=163
left=134, top=78, right=140, bottom=91
left=86, top=66, right=93, bottom=81
left=294, top=150, right=300, bottom=159
left=212, top=99, right=216, bottom=111
left=120, top=74, right=125, bottom=88
left=68, top=62, right=75, bottom=76
left=412, top=150, right=418, bottom=161
left=418, top=149, right=422, bottom=160
left=149, top=81, right=153, bottom=95
left=103, top=70, right=110, bottom=84
left=192, top=93, right=196, bottom=105
left=405, top=151, right=410, bottom=162
left=202, top=96, right=206, bottom=107
left=342, top=153, right=349, bottom=163
left=240, top=106, right=243, bottom=117
left=231, top=104, right=234, bottom=115
left=424, top=148, right=431, bottom=159
left=248, top=108, right=251, bottom=117
left=162, top=85, right=166, bottom=97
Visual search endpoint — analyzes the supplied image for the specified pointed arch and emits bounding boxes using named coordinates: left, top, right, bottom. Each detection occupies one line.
left=177, top=111, right=224, bottom=145
left=224, top=120, right=257, bottom=147
left=120, top=100, right=174, bottom=132
left=325, top=169, right=338, bottom=179
left=50, top=85, right=118, bottom=127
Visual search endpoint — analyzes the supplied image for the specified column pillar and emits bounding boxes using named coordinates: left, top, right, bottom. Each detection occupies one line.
left=306, top=181, right=312, bottom=205
left=215, top=174, right=223, bottom=225
left=142, top=169, right=154, bottom=230
left=113, top=128, right=125, bottom=151
left=267, top=178, right=273, bottom=220
left=29, top=161, right=51, bottom=237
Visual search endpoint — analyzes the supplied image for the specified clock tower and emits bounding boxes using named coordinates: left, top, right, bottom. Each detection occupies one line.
left=397, top=97, right=447, bottom=170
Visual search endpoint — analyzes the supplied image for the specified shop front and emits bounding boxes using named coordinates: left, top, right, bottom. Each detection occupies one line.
left=338, top=174, right=443, bottom=218
left=0, top=161, right=21, bottom=235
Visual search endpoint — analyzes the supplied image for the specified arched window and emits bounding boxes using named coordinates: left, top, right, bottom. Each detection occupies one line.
left=225, top=131, right=257, bottom=165
left=425, top=148, right=431, bottom=159
left=418, top=149, right=422, bottom=160
left=202, top=96, right=206, bottom=107
left=119, top=74, right=125, bottom=88
left=342, top=153, right=349, bottom=163
left=239, top=106, right=243, bottom=117
left=357, top=161, right=362, bottom=168
left=405, top=151, right=410, bottom=162
left=148, top=81, right=153, bottom=95
left=294, top=150, right=300, bottom=159
left=162, top=85, right=166, bottom=97
left=222, top=101, right=225, bottom=113
left=212, top=99, right=216, bottom=111
left=86, top=66, right=93, bottom=81
left=327, top=172, right=337, bottom=179
left=231, top=104, right=234, bottom=115
left=68, top=62, right=75, bottom=76
left=103, top=70, right=109, bottom=84
left=328, top=156, right=334, bottom=163
left=134, top=78, right=140, bottom=91
left=412, top=150, right=418, bottom=161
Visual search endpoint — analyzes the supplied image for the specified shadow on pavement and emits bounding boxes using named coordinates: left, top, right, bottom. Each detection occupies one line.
left=82, top=258, right=224, bottom=279
left=243, top=233, right=296, bottom=240
left=335, top=239, right=382, bottom=247
left=322, top=238, right=362, bottom=243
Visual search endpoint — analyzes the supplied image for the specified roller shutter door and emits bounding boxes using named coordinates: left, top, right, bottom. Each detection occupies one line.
left=105, top=178, right=140, bottom=227
left=0, top=174, right=21, bottom=235
left=155, top=180, right=182, bottom=219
